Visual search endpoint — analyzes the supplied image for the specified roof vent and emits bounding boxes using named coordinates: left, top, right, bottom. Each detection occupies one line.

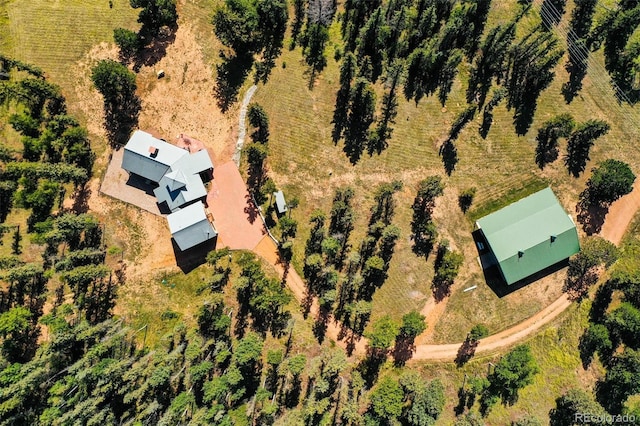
left=550, top=235, right=557, bottom=243
left=149, top=146, right=159, bottom=158
left=518, top=250, right=524, bottom=258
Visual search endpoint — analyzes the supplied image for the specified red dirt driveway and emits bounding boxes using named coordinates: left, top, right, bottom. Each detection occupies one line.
left=207, top=161, right=265, bottom=250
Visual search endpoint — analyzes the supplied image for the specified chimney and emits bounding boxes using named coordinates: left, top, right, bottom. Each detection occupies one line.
left=149, top=146, right=158, bottom=158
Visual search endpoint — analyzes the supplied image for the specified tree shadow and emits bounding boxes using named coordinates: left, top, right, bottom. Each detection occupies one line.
left=172, top=237, right=216, bottom=273
left=301, top=289, right=314, bottom=318
left=454, top=384, right=478, bottom=416
left=576, top=200, right=609, bottom=235
left=561, top=60, right=587, bottom=104
left=431, top=279, right=452, bottom=302
left=358, top=349, right=386, bottom=388
left=561, top=37, right=587, bottom=104
left=392, top=337, right=416, bottom=366
left=104, top=94, right=141, bottom=146
left=535, top=145, right=559, bottom=169
left=513, top=97, right=538, bottom=136
left=479, top=109, right=493, bottom=139
left=455, top=338, right=480, bottom=367
left=133, top=25, right=178, bottom=72
left=540, top=0, right=563, bottom=28
left=562, top=268, right=599, bottom=301
left=214, top=52, right=254, bottom=113
left=312, top=307, right=329, bottom=344
left=589, top=282, right=614, bottom=324
left=71, top=184, right=91, bottom=214
left=439, top=139, right=458, bottom=176
left=244, top=193, right=259, bottom=224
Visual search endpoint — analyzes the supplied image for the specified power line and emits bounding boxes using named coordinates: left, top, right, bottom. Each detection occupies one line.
left=533, top=0, right=640, bottom=143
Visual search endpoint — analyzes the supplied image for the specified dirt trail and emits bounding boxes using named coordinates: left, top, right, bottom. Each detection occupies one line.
left=599, top=181, right=640, bottom=246
left=412, top=295, right=572, bottom=361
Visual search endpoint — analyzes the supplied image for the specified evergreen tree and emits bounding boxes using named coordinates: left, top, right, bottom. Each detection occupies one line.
left=581, top=159, right=635, bottom=206
left=368, top=61, right=403, bottom=155
left=91, top=59, right=140, bottom=143
left=247, top=103, right=270, bottom=143
left=356, top=7, right=389, bottom=82
left=466, top=23, right=516, bottom=107
left=343, top=78, right=376, bottom=164
left=534, top=113, right=574, bottom=169
left=332, top=53, right=357, bottom=143
left=411, top=176, right=444, bottom=257
left=564, top=120, right=610, bottom=177
left=561, top=0, right=596, bottom=102
left=506, top=28, right=563, bottom=134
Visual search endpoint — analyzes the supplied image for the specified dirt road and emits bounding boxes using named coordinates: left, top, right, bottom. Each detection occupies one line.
left=599, top=181, right=640, bottom=246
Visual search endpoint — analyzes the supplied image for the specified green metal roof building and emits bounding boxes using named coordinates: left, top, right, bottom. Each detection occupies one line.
left=476, top=187, right=580, bottom=285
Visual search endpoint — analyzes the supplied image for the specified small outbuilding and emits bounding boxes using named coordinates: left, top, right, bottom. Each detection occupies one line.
left=167, top=201, right=217, bottom=251
left=273, top=190, right=287, bottom=215
left=476, top=187, right=580, bottom=285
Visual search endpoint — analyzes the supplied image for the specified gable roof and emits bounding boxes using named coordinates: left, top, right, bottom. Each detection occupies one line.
left=124, top=130, right=188, bottom=167
left=477, top=187, right=580, bottom=284
left=154, top=171, right=207, bottom=212
left=167, top=201, right=217, bottom=251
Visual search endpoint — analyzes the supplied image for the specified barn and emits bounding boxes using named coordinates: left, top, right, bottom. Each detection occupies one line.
left=476, top=187, right=580, bottom=285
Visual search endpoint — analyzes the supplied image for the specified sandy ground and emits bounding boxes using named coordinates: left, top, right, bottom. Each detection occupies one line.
left=75, top=19, right=238, bottom=283
left=135, top=24, right=235, bottom=164
left=599, top=180, right=640, bottom=246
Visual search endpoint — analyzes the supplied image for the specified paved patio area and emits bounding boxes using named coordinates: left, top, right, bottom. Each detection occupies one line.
left=100, top=147, right=163, bottom=216
left=207, top=161, right=265, bottom=250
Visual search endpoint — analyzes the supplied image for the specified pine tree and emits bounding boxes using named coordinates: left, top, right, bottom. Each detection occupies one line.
left=343, top=78, right=376, bottom=164
left=332, top=53, right=357, bottom=143
left=367, top=61, right=403, bottom=155
left=564, top=120, right=610, bottom=177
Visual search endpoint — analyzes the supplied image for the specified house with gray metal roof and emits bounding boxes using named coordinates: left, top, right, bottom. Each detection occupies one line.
left=476, top=187, right=580, bottom=285
left=122, top=130, right=214, bottom=212
left=167, top=201, right=217, bottom=251
left=122, top=130, right=188, bottom=182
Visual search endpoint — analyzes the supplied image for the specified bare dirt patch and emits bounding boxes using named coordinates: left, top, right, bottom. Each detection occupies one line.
left=135, top=23, right=235, bottom=164
left=599, top=181, right=640, bottom=246
left=72, top=20, right=239, bottom=282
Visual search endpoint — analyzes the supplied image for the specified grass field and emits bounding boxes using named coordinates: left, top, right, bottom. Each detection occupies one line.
left=116, top=250, right=322, bottom=354
left=409, top=301, right=599, bottom=424
left=252, top=2, right=640, bottom=338
left=4, top=0, right=138, bottom=101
